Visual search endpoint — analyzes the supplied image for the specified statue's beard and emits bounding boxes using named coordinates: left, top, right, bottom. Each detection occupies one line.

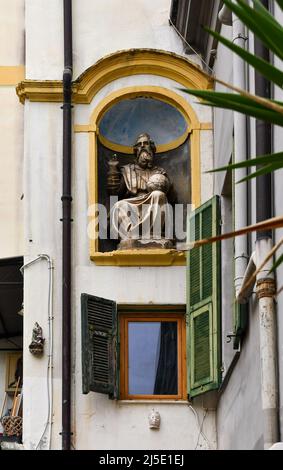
left=137, top=149, right=153, bottom=168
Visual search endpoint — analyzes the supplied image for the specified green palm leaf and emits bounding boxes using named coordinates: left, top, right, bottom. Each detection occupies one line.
left=222, top=0, right=283, bottom=61
left=237, top=162, right=283, bottom=183
left=206, top=152, right=283, bottom=173
left=204, top=27, right=283, bottom=89
left=269, top=253, right=283, bottom=273
left=182, top=89, right=283, bottom=127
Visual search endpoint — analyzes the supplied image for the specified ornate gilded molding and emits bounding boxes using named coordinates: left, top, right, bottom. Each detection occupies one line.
left=16, top=49, right=213, bottom=104
left=16, top=80, right=63, bottom=104
left=86, top=86, right=203, bottom=266
left=91, top=249, right=186, bottom=266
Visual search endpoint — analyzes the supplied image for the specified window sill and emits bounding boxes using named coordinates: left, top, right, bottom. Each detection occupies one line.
left=117, top=400, right=189, bottom=405
left=90, top=249, right=186, bottom=266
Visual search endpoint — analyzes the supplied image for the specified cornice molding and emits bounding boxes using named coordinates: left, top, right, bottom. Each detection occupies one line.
left=16, top=49, right=213, bottom=104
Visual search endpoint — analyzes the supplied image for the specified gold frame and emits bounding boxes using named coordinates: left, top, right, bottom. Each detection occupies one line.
left=16, top=49, right=213, bottom=104
left=15, top=48, right=213, bottom=266
left=79, top=86, right=208, bottom=266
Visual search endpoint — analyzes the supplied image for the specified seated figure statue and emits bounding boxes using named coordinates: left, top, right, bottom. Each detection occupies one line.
left=107, top=133, right=173, bottom=249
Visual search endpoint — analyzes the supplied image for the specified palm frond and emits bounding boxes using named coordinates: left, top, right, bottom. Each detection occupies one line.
left=237, top=162, right=283, bottom=183
left=206, top=152, right=283, bottom=173
left=181, top=89, right=283, bottom=127
left=222, top=0, right=283, bottom=61
left=204, top=27, right=283, bottom=89
left=276, top=0, right=283, bottom=11
left=187, top=216, right=283, bottom=249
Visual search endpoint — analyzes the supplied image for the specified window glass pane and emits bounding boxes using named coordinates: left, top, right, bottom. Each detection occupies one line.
left=128, top=321, right=178, bottom=395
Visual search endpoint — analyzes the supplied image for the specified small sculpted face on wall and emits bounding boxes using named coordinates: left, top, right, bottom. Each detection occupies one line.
left=148, top=409, right=161, bottom=429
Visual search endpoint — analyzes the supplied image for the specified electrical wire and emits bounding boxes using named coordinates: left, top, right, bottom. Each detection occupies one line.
left=168, top=18, right=215, bottom=75
left=20, top=255, right=54, bottom=450
left=189, top=404, right=211, bottom=450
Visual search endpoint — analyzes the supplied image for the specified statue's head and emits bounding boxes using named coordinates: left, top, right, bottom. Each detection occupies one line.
left=133, top=133, right=156, bottom=169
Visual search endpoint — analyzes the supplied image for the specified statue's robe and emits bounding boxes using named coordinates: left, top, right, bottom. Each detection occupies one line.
left=110, top=163, right=172, bottom=242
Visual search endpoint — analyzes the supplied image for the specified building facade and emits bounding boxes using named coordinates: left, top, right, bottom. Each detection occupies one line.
left=0, top=0, right=282, bottom=451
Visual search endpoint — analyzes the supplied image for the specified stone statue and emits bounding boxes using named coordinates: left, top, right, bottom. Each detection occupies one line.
left=107, top=133, right=173, bottom=249
left=29, top=322, right=45, bottom=356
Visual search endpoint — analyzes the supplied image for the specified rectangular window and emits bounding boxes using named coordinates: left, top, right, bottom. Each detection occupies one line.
left=120, top=312, right=186, bottom=400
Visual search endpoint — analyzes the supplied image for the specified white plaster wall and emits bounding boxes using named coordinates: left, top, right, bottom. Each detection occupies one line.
left=0, top=89, right=24, bottom=258
left=200, top=130, right=213, bottom=203
left=213, top=24, right=233, bottom=196
left=273, top=1, right=283, bottom=442
left=0, top=0, right=24, bottom=258
left=0, top=0, right=25, bottom=65
left=22, top=101, right=63, bottom=449
left=71, top=72, right=214, bottom=448
left=22, top=0, right=216, bottom=450
left=22, top=91, right=215, bottom=450
left=25, top=0, right=192, bottom=80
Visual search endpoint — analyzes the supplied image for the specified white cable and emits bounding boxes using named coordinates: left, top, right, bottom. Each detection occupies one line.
left=189, top=404, right=211, bottom=450
left=169, top=18, right=215, bottom=75
left=21, top=255, right=54, bottom=450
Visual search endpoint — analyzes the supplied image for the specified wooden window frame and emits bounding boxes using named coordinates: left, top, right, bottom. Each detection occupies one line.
left=119, top=311, right=186, bottom=400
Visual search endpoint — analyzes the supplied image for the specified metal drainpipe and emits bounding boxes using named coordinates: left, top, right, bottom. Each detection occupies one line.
left=62, top=0, right=73, bottom=451
left=232, top=12, right=248, bottom=299
left=218, top=5, right=249, bottom=298
left=254, top=0, right=279, bottom=449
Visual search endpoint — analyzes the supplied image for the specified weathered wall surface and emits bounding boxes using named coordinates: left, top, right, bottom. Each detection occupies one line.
left=273, top=1, right=283, bottom=444
left=22, top=0, right=216, bottom=450
left=216, top=298, right=264, bottom=450
left=0, top=0, right=24, bottom=258
left=213, top=24, right=233, bottom=196
left=25, top=0, right=203, bottom=80
left=213, top=21, right=264, bottom=450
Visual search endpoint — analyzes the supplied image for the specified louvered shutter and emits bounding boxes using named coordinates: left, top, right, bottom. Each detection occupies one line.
left=81, top=294, right=118, bottom=398
left=187, top=196, right=221, bottom=397
left=233, top=301, right=248, bottom=349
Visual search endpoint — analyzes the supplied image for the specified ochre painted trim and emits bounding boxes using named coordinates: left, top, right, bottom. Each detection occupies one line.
left=90, top=250, right=186, bottom=266
left=75, top=124, right=96, bottom=133
left=16, top=80, right=63, bottom=104
left=191, top=129, right=201, bottom=208
left=0, top=66, right=25, bottom=85
left=74, top=49, right=213, bottom=104
left=89, top=86, right=199, bottom=129
left=96, top=129, right=190, bottom=155
left=16, top=49, right=213, bottom=104
left=87, top=86, right=202, bottom=265
left=200, top=122, right=213, bottom=130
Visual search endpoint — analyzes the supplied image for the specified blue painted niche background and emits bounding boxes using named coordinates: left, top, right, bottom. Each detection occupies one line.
left=99, top=97, right=188, bottom=147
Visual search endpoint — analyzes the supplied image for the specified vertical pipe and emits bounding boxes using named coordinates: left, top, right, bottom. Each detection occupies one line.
left=62, top=0, right=73, bottom=451
left=254, top=0, right=272, bottom=240
left=232, top=12, right=248, bottom=297
left=254, top=0, right=279, bottom=449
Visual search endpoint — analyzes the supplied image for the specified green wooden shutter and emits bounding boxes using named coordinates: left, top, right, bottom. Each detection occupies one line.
left=187, top=196, right=221, bottom=397
left=81, top=293, right=118, bottom=398
left=233, top=301, right=248, bottom=349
